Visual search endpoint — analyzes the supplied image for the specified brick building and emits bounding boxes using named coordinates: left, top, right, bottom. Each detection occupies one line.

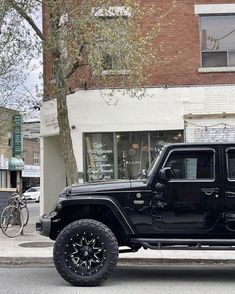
left=41, top=1, right=235, bottom=213
left=22, top=122, right=40, bottom=192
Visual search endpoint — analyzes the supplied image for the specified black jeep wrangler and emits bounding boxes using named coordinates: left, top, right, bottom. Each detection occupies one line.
left=37, top=143, right=235, bottom=286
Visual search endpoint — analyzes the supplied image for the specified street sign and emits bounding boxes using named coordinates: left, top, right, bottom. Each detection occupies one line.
left=12, top=114, right=22, bottom=156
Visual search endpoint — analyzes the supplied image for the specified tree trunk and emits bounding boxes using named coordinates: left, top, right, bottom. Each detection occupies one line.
left=56, top=91, right=78, bottom=186
left=50, top=2, right=79, bottom=187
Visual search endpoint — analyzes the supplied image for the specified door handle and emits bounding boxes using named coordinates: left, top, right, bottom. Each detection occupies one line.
left=201, top=188, right=219, bottom=198
left=201, top=187, right=219, bottom=196
left=226, top=192, right=235, bottom=198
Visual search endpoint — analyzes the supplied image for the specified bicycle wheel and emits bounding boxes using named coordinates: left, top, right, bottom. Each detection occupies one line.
left=21, top=205, right=29, bottom=227
left=0, top=205, right=23, bottom=238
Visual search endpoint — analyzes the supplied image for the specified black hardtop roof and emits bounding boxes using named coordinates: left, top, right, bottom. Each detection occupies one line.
left=166, top=142, right=235, bottom=148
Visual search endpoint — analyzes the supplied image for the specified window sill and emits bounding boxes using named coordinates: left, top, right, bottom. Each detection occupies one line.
left=198, top=67, right=235, bottom=73
left=102, top=69, right=129, bottom=76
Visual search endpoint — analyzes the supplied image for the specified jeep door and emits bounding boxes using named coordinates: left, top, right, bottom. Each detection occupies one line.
left=224, top=146, right=235, bottom=231
left=152, top=147, right=222, bottom=232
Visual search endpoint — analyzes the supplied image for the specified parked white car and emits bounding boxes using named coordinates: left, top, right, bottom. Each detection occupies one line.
left=23, top=187, right=40, bottom=202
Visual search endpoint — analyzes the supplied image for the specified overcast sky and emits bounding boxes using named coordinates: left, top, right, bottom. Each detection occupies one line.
left=22, top=5, right=43, bottom=121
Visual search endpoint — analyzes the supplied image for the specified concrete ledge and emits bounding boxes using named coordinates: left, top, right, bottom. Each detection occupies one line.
left=0, top=257, right=54, bottom=266
left=2, top=256, right=235, bottom=267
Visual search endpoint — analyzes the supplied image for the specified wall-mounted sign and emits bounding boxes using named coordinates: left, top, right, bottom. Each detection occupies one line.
left=0, top=154, right=8, bottom=170
left=13, top=114, right=22, bottom=156
left=22, top=165, right=40, bottom=178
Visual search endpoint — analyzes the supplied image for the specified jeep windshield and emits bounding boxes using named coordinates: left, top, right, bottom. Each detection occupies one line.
left=146, top=146, right=165, bottom=178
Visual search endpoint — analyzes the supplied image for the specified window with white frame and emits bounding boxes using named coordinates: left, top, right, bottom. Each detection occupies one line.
left=195, top=5, right=235, bottom=69
left=33, top=152, right=40, bottom=165
left=200, top=15, right=235, bottom=67
left=94, top=7, right=131, bottom=72
left=100, top=17, right=128, bottom=71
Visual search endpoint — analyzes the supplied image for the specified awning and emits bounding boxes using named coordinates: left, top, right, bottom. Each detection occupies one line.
left=8, top=157, right=24, bottom=171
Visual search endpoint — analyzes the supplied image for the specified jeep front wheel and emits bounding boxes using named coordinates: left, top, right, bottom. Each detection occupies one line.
left=53, top=219, right=119, bottom=286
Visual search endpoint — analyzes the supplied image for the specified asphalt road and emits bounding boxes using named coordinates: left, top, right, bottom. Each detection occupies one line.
left=1, top=264, right=235, bottom=294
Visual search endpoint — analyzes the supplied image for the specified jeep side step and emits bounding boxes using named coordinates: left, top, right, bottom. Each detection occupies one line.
left=130, top=238, right=235, bottom=250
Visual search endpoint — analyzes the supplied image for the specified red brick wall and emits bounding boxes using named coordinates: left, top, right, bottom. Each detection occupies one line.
left=43, top=0, right=235, bottom=93
left=23, top=139, right=40, bottom=165
left=148, top=0, right=235, bottom=87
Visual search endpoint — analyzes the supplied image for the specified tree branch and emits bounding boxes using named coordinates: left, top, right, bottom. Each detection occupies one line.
left=66, top=61, right=88, bottom=79
left=66, top=45, right=86, bottom=79
left=8, top=0, right=45, bottom=41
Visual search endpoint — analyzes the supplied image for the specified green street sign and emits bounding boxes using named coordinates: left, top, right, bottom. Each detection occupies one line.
left=13, top=114, right=22, bottom=156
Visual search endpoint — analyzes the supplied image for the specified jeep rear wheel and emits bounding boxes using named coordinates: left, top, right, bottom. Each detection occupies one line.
left=53, top=219, right=119, bottom=286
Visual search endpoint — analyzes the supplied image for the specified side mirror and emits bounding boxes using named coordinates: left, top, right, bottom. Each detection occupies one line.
left=159, top=167, right=174, bottom=181
left=139, top=169, right=147, bottom=178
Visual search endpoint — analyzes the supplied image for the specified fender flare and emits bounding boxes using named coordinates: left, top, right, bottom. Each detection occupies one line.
left=61, top=196, right=135, bottom=235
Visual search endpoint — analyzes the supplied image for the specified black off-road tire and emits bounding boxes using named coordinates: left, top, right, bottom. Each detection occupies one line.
left=53, top=219, right=119, bottom=286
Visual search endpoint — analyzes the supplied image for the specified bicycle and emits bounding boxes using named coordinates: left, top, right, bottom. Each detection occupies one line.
left=0, top=193, right=29, bottom=238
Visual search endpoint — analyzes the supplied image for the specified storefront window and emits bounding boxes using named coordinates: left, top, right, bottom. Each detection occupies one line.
left=150, top=130, right=183, bottom=162
left=85, top=133, right=114, bottom=181
left=116, top=132, right=149, bottom=179
left=85, top=130, right=183, bottom=181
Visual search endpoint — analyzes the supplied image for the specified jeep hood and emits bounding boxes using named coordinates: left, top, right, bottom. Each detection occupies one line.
left=60, top=179, right=147, bottom=197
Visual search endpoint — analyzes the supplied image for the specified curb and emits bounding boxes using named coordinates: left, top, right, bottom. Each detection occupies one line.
left=0, top=257, right=54, bottom=266
left=1, top=257, right=235, bottom=266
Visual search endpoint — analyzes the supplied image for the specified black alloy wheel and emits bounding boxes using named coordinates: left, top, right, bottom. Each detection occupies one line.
left=66, top=233, right=105, bottom=275
left=53, top=219, right=119, bottom=286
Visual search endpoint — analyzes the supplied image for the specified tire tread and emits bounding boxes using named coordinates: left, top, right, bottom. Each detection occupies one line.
left=53, top=219, right=119, bottom=286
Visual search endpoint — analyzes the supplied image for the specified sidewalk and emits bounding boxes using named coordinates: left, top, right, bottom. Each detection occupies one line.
left=0, top=223, right=53, bottom=265
left=1, top=223, right=235, bottom=266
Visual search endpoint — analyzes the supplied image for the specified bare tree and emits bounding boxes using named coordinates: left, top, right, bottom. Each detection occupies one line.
left=0, top=0, right=41, bottom=121
left=1, top=0, right=175, bottom=185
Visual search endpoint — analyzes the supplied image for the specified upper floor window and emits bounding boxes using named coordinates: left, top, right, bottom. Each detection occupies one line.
left=200, top=15, right=235, bottom=68
left=93, top=6, right=130, bottom=73
left=33, top=152, right=40, bottom=165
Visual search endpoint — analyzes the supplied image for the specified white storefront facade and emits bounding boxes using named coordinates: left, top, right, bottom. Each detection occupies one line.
left=40, top=85, right=235, bottom=214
